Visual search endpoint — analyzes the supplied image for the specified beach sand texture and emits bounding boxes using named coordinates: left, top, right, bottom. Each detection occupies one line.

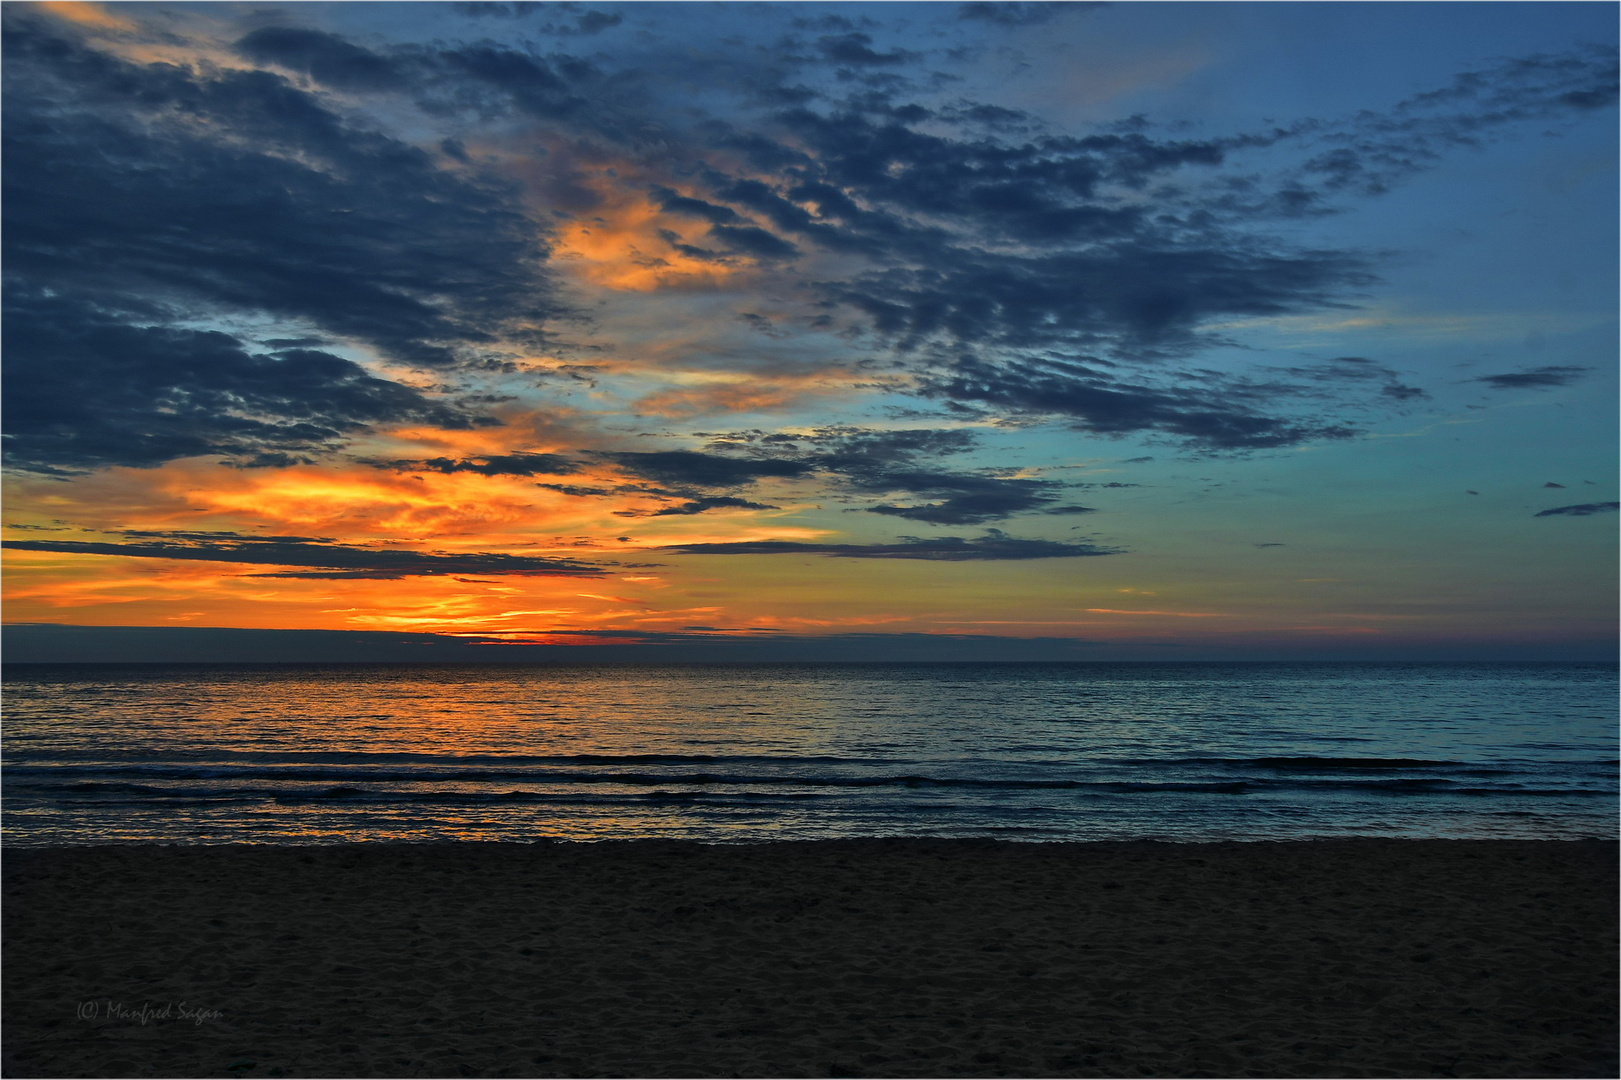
left=3, top=838, right=1615, bottom=1078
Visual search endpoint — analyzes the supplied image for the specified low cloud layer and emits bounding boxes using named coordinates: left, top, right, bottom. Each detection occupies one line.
left=1473, top=366, right=1591, bottom=390
left=662, top=533, right=1121, bottom=560
left=1534, top=502, right=1619, bottom=518
left=5, top=534, right=605, bottom=579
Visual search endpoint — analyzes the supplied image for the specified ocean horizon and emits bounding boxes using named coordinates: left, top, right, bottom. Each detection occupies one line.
left=6, top=659, right=1614, bottom=848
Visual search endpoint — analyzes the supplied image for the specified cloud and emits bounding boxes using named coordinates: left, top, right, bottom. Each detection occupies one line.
left=821, top=245, right=1375, bottom=358
left=3, top=13, right=600, bottom=480
left=452, top=3, right=621, bottom=35
left=235, top=27, right=408, bottom=92
left=537, top=483, right=616, bottom=497
left=920, top=356, right=1359, bottom=449
left=373, top=427, right=1076, bottom=526
left=1534, top=502, right=1619, bottom=518
left=814, top=33, right=914, bottom=68
left=2, top=623, right=1115, bottom=663
left=3, top=534, right=606, bottom=578
left=600, top=451, right=815, bottom=488
left=956, top=3, right=1103, bottom=27
left=635, top=496, right=781, bottom=517
left=371, top=453, right=579, bottom=477
left=428, top=43, right=595, bottom=124
left=864, top=474, right=1061, bottom=524
left=1472, top=365, right=1590, bottom=390
left=1265, top=356, right=1429, bottom=403
left=1290, top=46, right=1619, bottom=199
left=708, top=223, right=800, bottom=260
left=650, top=186, right=743, bottom=225
left=696, top=427, right=1074, bottom=523
left=644, top=37, right=1614, bottom=420
left=454, top=2, right=542, bottom=16
left=5, top=8, right=1613, bottom=484
left=661, top=532, right=1121, bottom=560
left=1, top=289, right=495, bottom=474
left=3, top=11, right=561, bottom=399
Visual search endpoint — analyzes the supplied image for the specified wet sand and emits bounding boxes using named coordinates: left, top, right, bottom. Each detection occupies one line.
left=3, top=838, right=1615, bottom=1078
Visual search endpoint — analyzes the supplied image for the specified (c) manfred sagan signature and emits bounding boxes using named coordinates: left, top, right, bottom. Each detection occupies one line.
left=78, top=1000, right=223, bottom=1026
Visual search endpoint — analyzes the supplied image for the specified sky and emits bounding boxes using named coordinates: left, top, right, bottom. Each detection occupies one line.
left=3, top=0, right=1616, bottom=662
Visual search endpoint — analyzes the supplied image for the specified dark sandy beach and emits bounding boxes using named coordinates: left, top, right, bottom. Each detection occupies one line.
left=3, top=838, right=1615, bottom=1078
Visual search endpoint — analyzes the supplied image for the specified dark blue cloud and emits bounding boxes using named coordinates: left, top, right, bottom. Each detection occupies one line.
left=957, top=3, right=1104, bottom=28
left=0, top=12, right=574, bottom=472
left=920, top=356, right=1358, bottom=450
left=454, top=1, right=541, bottom=16
left=1263, top=356, right=1430, bottom=405
left=235, top=27, right=408, bottom=91
left=1, top=623, right=1115, bottom=663
left=601, top=450, right=816, bottom=488
left=650, top=186, right=742, bottom=225
left=862, top=473, right=1061, bottom=525
left=709, top=224, right=801, bottom=260
left=2, top=534, right=606, bottom=578
left=638, top=496, right=781, bottom=517
left=1473, top=366, right=1590, bottom=390
left=453, top=2, right=622, bottom=35
left=815, top=33, right=914, bottom=67
left=1292, top=47, right=1618, bottom=199
left=360, top=428, right=1072, bottom=525
left=1534, top=502, right=1619, bottom=518
left=696, top=427, right=1070, bottom=524
left=371, top=453, right=579, bottom=478
left=1, top=290, right=495, bottom=474
left=826, top=245, right=1373, bottom=353
left=431, top=43, right=594, bottom=121
left=5, top=18, right=559, bottom=367
left=662, top=533, right=1121, bottom=560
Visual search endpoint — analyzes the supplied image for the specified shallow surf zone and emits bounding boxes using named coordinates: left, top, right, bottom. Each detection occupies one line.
left=7, top=750, right=1615, bottom=845
left=4, top=837, right=1616, bottom=1078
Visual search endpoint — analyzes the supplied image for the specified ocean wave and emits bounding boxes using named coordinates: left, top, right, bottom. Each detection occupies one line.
left=25, top=775, right=1612, bottom=807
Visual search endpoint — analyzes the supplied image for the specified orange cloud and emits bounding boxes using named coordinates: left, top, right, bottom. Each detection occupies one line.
left=631, top=365, right=859, bottom=418
left=633, top=380, right=804, bottom=418
left=3, top=545, right=651, bottom=634
left=540, top=166, right=787, bottom=292
left=37, top=1, right=134, bottom=31
left=555, top=204, right=729, bottom=291
left=181, top=469, right=547, bottom=538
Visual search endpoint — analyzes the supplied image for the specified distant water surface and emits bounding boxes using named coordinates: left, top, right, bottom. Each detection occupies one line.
left=3, top=662, right=1615, bottom=845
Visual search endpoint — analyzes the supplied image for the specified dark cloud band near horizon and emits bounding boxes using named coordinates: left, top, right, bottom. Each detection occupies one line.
left=3, top=537, right=607, bottom=579
left=660, top=534, right=1122, bottom=560
left=1534, top=502, right=1619, bottom=518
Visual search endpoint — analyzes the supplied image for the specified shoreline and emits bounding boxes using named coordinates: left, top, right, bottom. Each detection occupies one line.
left=5, top=838, right=1616, bottom=1077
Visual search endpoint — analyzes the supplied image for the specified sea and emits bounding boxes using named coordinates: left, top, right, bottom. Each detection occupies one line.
left=2, top=661, right=1615, bottom=847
